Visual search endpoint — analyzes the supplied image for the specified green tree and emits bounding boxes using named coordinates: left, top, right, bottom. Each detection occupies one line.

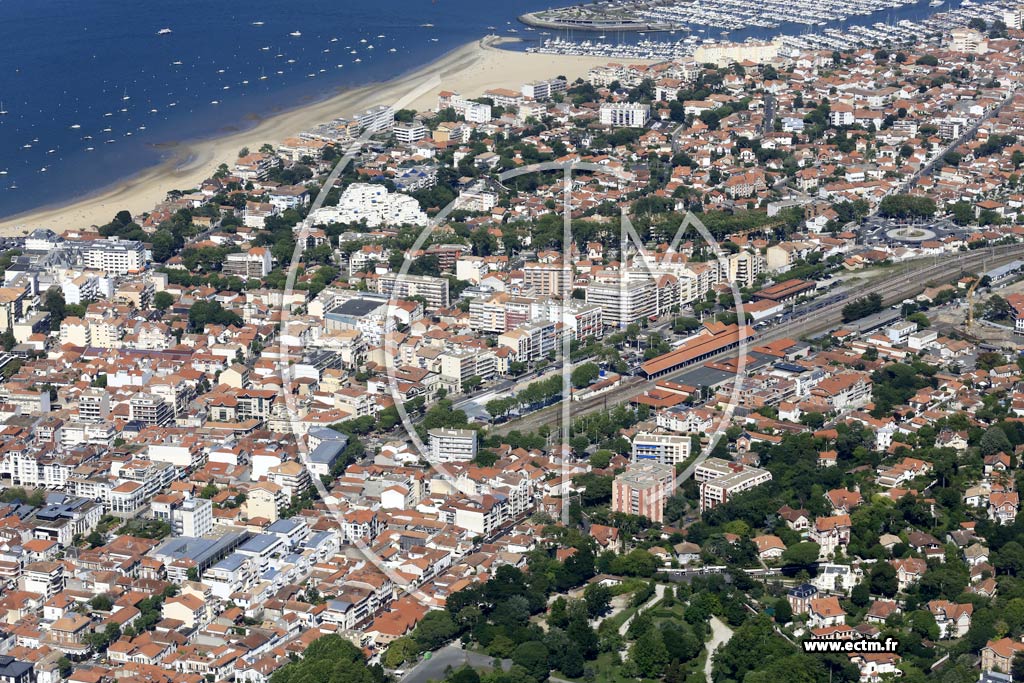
left=774, top=597, right=793, bottom=624
left=383, top=636, right=419, bottom=668
left=153, top=291, right=175, bottom=311
left=630, top=627, right=669, bottom=678
left=571, top=362, right=600, bottom=389
left=583, top=583, right=612, bottom=618
left=781, top=541, right=821, bottom=567
left=870, top=562, right=898, bottom=597
left=511, top=641, right=549, bottom=681
left=271, top=634, right=381, bottom=683
left=412, top=610, right=458, bottom=651
left=981, top=426, right=1012, bottom=456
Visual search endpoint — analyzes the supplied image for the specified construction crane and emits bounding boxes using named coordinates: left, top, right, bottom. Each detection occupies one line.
left=967, top=277, right=981, bottom=331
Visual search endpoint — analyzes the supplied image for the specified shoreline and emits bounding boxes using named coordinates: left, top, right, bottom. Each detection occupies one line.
left=0, top=37, right=650, bottom=236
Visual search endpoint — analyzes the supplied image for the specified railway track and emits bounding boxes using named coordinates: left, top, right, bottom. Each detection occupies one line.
left=491, top=245, right=1024, bottom=436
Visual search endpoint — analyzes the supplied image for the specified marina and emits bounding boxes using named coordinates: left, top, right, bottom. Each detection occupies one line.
left=526, top=0, right=1018, bottom=59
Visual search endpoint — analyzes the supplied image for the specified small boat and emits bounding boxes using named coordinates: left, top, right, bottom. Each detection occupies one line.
left=157, top=28, right=172, bottom=35
left=21, top=144, right=31, bottom=149
left=252, top=21, right=265, bottom=26
left=39, top=167, right=46, bottom=172
left=421, top=23, right=434, bottom=28
left=210, top=100, right=220, bottom=104
left=389, top=48, right=397, bottom=52
left=70, top=124, right=81, bottom=129
left=289, top=31, right=302, bottom=37
left=172, top=60, right=183, bottom=65
left=353, top=58, right=361, bottom=62
left=85, top=147, right=94, bottom=151
left=0, top=102, right=7, bottom=115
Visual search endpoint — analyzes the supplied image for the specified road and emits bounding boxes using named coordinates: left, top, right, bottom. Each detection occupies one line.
left=493, top=244, right=1024, bottom=438
left=399, top=645, right=511, bottom=683
left=704, top=616, right=734, bottom=683
left=618, top=583, right=668, bottom=636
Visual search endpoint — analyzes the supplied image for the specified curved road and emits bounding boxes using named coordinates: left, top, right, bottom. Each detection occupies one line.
left=704, top=615, right=734, bottom=683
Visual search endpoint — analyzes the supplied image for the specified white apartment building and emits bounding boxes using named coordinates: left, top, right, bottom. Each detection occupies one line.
left=354, top=104, right=395, bottom=133
left=128, top=393, right=173, bottom=426
left=523, top=262, right=570, bottom=297
left=695, top=457, right=773, bottom=512
left=82, top=238, right=146, bottom=275
left=521, top=78, right=567, bottom=101
left=429, top=428, right=478, bottom=462
left=152, top=496, right=214, bottom=537
left=371, top=273, right=450, bottom=309
left=599, top=102, right=652, bottom=128
left=309, top=183, right=428, bottom=228
left=448, top=95, right=493, bottom=123
left=586, top=277, right=657, bottom=328
left=393, top=121, right=428, bottom=144
left=631, top=432, right=692, bottom=466
left=77, top=389, right=110, bottom=423
left=439, top=349, right=497, bottom=392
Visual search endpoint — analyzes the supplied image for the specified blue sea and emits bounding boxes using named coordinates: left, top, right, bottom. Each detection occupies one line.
left=0, top=0, right=959, bottom=220
left=0, top=0, right=560, bottom=220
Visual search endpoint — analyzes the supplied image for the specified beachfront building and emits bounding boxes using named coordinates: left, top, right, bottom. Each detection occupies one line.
left=692, top=39, right=782, bottom=67
left=599, top=102, right=651, bottom=128
left=521, top=77, right=567, bottom=101
left=445, top=94, right=493, bottom=123
left=354, top=105, right=395, bottom=133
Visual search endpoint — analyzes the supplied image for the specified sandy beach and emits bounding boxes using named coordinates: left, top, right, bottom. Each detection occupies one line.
left=0, top=37, right=649, bottom=236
